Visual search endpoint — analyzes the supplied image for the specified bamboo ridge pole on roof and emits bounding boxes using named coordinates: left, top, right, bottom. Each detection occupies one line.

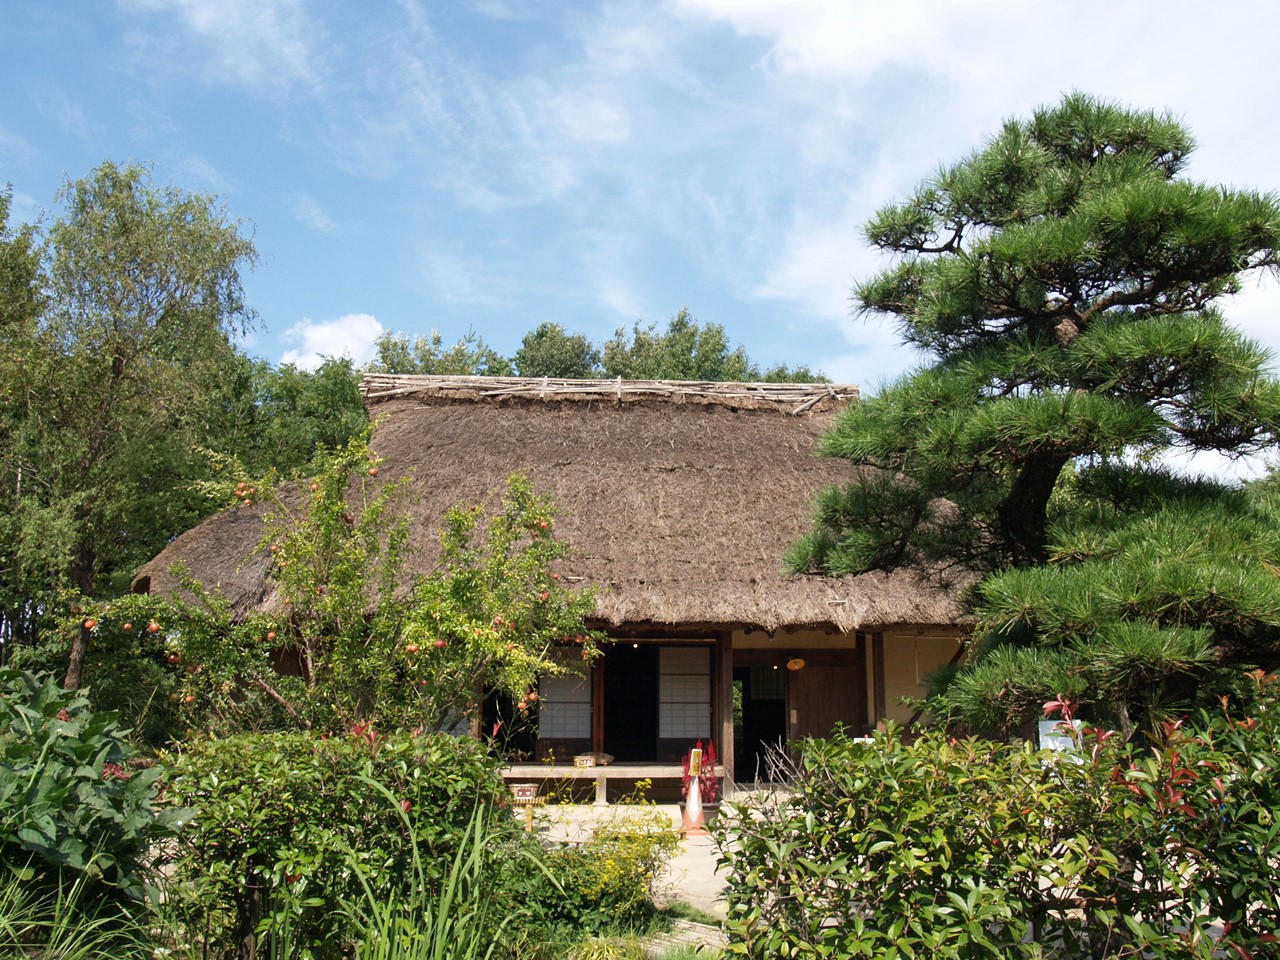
left=359, top=374, right=859, bottom=412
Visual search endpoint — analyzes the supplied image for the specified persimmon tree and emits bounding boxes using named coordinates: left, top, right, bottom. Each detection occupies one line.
left=792, top=94, right=1280, bottom=734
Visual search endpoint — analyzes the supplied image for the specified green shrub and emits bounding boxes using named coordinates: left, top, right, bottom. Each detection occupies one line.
left=716, top=671, right=1280, bottom=959
left=0, top=669, right=186, bottom=905
left=503, top=806, right=681, bottom=948
left=166, top=726, right=509, bottom=960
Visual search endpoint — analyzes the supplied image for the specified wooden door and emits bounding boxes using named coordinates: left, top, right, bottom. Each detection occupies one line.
left=788, top=652, right=862, bottom=742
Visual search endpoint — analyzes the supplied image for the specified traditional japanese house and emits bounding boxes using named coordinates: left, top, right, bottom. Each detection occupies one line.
left=133, top=374, right=967, bottom=786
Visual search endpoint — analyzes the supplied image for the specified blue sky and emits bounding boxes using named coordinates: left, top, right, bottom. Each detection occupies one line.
left=5, top=0, right=1280, bottom=460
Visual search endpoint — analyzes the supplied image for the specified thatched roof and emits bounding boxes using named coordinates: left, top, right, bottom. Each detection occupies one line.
left=134, top=375, right=965, bottom=632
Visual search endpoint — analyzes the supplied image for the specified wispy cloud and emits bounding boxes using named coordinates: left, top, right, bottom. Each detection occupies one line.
left=36, top=90, right=103, bottom=144
left=169, top=153, right=233, bottom=195
left=280, top=313, right=383, bottom=370
left=289, top=192, right=337, bottom=235
left=0, top=124, right=40, bottom=173
left=661, top=0, right=1280, bottom=375
left=579, top=229, right=649, bottom=322
left=416, top=249, right=519, bottom=308
left=85, top=0, right=1280, bottom=400
left=119, top=0, right=322, bottom=96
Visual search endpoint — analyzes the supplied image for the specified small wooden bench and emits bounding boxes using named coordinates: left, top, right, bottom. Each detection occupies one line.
left=502, top=762, right=726, bottom=806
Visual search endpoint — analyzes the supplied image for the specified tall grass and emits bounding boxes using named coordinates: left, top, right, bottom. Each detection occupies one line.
left=0, top=863, right=151, bottom=959
left=336, top=779, right=555, bottom=960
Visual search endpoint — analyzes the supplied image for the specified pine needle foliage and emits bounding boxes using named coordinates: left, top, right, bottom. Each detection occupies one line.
left=797, top=93, right=1280, bottom=733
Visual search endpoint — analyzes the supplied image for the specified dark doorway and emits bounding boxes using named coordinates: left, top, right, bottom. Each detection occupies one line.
left=733, top=666, right=787, bottom=782
left=603, top=644, right=659, bottom=761
left=481, top=689, right=538, bottom=761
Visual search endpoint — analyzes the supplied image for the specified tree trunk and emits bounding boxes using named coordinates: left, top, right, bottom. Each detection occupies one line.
left=235, top=864, right=264, bottom=960
left=1116, top=700, right=1134, bottom=742
left=64, top=624, right=90, bottom=690
left=995, top=452, right=1071, bottom=565
left=63, top=542, right=97, bottom=690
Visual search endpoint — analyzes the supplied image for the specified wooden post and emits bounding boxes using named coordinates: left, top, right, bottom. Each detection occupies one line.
left=716, top=633, right=734, bottom=785
left=872, top=632, right=887, bottom=726
left=854, top=631, right=869, bottom=735
left=592, top=661, right=605, bottom=754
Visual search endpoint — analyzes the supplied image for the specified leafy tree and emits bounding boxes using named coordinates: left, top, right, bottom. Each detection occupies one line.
left=76, top=434, right=603, bottom=739
left=791, top=94, right=1280, bottom=733
left=602, top=308, right=756, bottom=381
left=512, top=322, right=601, bottom=378
left=209, top=355, right=368, bottom=476
left=602, top=308, right=827, bottom=382
left=375, top=313, right=826, bottom=383
left=759, top=362, right=827, bottom=383
left=0, top=163, right=257, bottom=688
left=0, top=190, right=46, bottom=655
left=370, top=327, right=512, bottom=376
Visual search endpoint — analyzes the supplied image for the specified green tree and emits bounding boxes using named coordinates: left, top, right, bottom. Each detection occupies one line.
left=74, top=436, right=602, bottom=739
left=792, top=94, right=1280, bottom=733
left=0, top=162, right=257, bottom=688
left=512, top=322, right=601, bottom=378
left=602, top=308, right=756, bottom=381
left=209, top=355, right=368, bottom=476
left=602, top=308, right=827, bottom=382
left=370, top=328, right=512, bottom=376
left=0, top=190, right=46, bottom=655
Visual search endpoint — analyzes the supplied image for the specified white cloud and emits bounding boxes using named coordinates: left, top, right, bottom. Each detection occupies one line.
left=571, top=225, right=647, bottom=321
left=6, top=190, right=41, bottom=228
left=119, top=0, right=321, bottom=95
left=1219, top=274, right=1280, bottom=373
left=415, top=250, right=520, bottom=308
left=658, top=0, right=1280, bottom=386
left=542, top=81, right=631, bottom=146
left=101, top=0, right=1280, bottom=402
left=170, top=153, right=233, bottom=194
left=37, top=91, right=103, bottom=144
left=751, top=199, right=863, bottom=322
left=1163, top=448, right=1273, bottom=486
left=289, top=192, right=337, bottom=235
left=280, top=313, right=383, bottom=370
left=0, top=124, right=39, bottom=172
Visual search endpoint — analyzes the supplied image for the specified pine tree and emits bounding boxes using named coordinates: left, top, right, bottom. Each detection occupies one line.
left=791, top=93, right=1280, bottom=733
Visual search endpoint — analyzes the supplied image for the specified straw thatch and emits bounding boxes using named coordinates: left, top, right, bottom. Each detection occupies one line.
left=133, top=375, right=965, bottom=632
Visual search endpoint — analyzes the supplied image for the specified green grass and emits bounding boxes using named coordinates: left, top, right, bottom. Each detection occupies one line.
left=0, top=864, right=152, bottom=960
left=655, top=900, right=723, bottom=928
left=336, top=781, right=550, bottom=960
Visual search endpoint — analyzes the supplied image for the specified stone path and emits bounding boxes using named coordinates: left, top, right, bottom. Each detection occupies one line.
left=641, top=919, right=728, bottom=956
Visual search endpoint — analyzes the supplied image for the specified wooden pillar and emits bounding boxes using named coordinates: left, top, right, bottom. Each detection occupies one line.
left=854, top=631, right=868, bottom=736
left=716, top=633, right=734, bottom=784
left=592, top=661, right=605, bottom=754
left=872, top=632, right=887, bottom=726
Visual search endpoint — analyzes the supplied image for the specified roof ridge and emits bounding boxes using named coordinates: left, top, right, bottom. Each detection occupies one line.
left=360, top=374, right=859, bottom=413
